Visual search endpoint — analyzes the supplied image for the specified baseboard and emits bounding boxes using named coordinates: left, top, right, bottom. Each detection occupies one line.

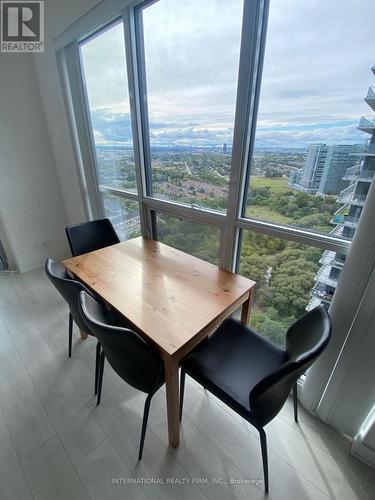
left=351, top=439, right=375, bottom=469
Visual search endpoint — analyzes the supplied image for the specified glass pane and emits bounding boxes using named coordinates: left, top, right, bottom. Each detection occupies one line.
left=142, top=0, right=244, bottom=211
left=80, top=21, right=137, bottom=193
left=100, top=192, right=141, bottom=241
left=245, top=1, right=375, bottom=237
left=238, top=231, right=337, bottom=347
left=156, top=213, right=220, bottom=265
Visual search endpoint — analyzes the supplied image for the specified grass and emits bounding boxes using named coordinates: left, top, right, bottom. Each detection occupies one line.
left=249, top=176, right=289, bottom=193
left=246, top=205, right=293, bottom=225
left=246, top=176, right=292, bottom=224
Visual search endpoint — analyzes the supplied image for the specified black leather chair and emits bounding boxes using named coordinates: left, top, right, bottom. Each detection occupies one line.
left=179, top=305, right=331, bottom=494
left=65, top=218, right=120, bottom=256
left=79, top=291, right=165, bottom=460
left=45, top=258, right=122, bottom=398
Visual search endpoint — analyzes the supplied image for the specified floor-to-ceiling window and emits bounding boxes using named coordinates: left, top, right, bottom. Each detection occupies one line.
left=57, top=0, right=375, bottom=345
left=80, top=20, right=141, bottom=240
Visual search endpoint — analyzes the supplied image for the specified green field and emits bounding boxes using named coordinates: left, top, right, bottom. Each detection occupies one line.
left=246, top=205, right=293, bottom=224
left=246, top=176, right=293, bottom=224
left=249, top=176, right=289, bottom=193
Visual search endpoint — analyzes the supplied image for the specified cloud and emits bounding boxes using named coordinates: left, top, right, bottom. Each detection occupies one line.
left=81, top=0, right=375, bottom=149
left=90, top=109, right=133, bottom=145
left=254, top=124, right=366, bottom=149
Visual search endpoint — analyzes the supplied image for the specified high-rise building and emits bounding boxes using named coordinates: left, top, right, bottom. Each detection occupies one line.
left=289, top=143, right=364, bottom=195
left=307, top=65, right=375, bottom=311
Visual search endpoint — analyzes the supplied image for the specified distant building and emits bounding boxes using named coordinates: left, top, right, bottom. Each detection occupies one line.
left=289, top=143, right=364, bottom=195
left=222, top=143, right=228, bottom=154
left=306, top=65, right=375, bottom=311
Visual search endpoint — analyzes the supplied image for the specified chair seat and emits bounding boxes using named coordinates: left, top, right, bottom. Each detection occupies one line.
left=181, top=318, right=286, bottom=416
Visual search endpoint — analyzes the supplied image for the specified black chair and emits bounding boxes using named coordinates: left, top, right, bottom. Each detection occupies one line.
left=65, top=218, right=120, bottom=256
left=78, top=291, right=165, bottom=460
left=179, top=305, right=331, bottom=494
left=45, top=258, right=122, bottom=398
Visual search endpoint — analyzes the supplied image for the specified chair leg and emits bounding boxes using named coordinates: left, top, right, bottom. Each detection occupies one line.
left=259, top=428, right=269, bottom=494
left=94, top=341, right=101, bottom=396
left=179, top=369, right=186, bottom=421
left=293, top=383, right=298, bottom=423
left=68, top=313, right=73, bottom=358
left=138, top=394, right=152, bottom=460
left=96, top=350, right=105, bottom=406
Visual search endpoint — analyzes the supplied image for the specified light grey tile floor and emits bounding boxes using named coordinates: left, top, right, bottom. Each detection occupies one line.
left=0, top=268, right=374, bottom=500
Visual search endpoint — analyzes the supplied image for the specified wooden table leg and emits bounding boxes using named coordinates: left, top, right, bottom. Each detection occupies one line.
left=241, top=290, right=252, bottom=326
left=80, top=329, right=89, bottom=340
left=164, top=356, right=180, bottom=448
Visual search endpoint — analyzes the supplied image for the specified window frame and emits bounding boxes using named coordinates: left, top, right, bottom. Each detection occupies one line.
left=56, top=0, right=351, bottom=275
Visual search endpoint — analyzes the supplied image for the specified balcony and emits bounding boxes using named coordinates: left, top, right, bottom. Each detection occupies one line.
left=306, top=296, right=324, bottom=312
left=358, top=169, right=375, bottom=181
left=351, top=193, right=367, bottom=205
left=365, top=86, right=375, bottom=111
left=315, top=264, right=341, bottom=288
left=337, top=184, right=355, bottom=203
left=319, top=250, right=346, bottom=268
left=311, top=282, right=334, bottom=302
left=343, top=165, right=359, bottom=180
left=329, top=224, right=344, bottom=237
left=330, top=215, right=344, bottom=225
left=342, top=216, right=359, bottom=228
left=343, top=165, right=374, bottom=182
left=337, top=184, right=367, bottom=205
left=358, top=116, right=375, bottom=134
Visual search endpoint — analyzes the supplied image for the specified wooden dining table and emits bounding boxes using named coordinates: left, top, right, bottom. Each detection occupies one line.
left=63, top=236, right=256, bottom=447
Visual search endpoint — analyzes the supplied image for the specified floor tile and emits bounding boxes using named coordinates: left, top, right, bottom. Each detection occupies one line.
left=13, top=325, right=106, bottom=465
left=76, top=438, right=149, bottom=500
left=22, top=435, right=89, bottom=500
left=0, top=407, right=33, bottom=500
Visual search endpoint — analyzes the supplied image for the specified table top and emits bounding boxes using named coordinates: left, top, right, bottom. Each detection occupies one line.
left=63, top=237, right=255, bottom=358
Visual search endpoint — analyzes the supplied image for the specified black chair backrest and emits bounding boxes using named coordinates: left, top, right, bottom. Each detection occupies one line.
left=45, top=258, right=93, bottom=333
left=79, top=291, right=164, bottom=394
left=249, top=305, right=331, bottom=426
left=65, top=218, right=120, bottom=256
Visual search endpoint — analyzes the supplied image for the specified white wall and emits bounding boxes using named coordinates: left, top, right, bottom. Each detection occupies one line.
left=301, top=176, right=375, bottom=457
left=0, top=0, right=103, bottom=273
left=32, top=0, right=103, bottom=225
left=0, top=52, right=69, bottom=272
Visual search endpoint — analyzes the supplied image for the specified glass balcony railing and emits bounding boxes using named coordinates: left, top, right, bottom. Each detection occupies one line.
left=311, top=282, right=334, bottom=302
left=343, top=216, right=359, bottom=228
left=329, top=224, right=344, bottom=237
left=359, top=169, right=375, bottom=180
left=319, top=250, right=346, bottom=268
left=337, top=184, right=355, bottom=203
left=358, top=116, right=375, bottom=133
left=343, top=165, right=374, bottom=181
left=353, top=194, right=367, bottom=203
left=345, top=165, right=359, bottom=177
left=365, top=87, right=375, bottom=111
left=315, top=264, right=341, bottom=288
left=306, top=296, right=325, bottom=312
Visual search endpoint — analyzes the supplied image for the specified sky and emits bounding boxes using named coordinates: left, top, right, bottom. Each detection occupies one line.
left=81, top=0, right=375, bottom=150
